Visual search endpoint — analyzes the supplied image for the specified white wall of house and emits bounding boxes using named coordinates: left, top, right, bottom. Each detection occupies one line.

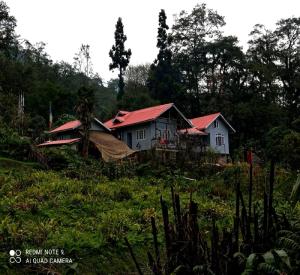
left=206, top=117, right=230, bottom=154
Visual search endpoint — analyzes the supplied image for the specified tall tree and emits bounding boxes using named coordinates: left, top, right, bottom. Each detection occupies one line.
left=148, top=9, right=179, bottom=103
left=247, top=24, right=279, bottom=104
left=109, top=17, right=131, bottom=100
left=0, top=1, right=17, bottom=55
left=274, top=17, right=300, bottom=121
left=75, top=86, right=94, bottom=158
left=171, top=4, right=225, bottom=115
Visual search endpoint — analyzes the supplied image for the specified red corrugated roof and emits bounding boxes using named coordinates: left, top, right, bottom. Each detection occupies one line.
left=50, top=120, right=81, bottom=134
left=190, top=112, right=221, bottom=130
left=105, top=103, right=175, bottom=129
left=37, top=138, right=80, bottom=147
left=178, top=127, right=207, bottom=135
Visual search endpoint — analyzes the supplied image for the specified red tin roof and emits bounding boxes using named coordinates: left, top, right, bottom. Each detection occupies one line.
left=49, top=118, right=111, bottom=134
left=37, top=138, right=80, bottom=147
left=190, top=112, right=236, bottom=132
left=105, top=103, right=192, bottom=129
left=49, top=120, right=81, bottom=134
left=190, top=113, right=221, bottom=130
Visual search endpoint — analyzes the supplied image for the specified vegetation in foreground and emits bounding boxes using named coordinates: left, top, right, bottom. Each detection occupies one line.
left=0, top=157, right=298, bottom=274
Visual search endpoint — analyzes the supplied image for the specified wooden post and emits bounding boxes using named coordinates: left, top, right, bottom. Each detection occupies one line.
left=268, top=160, right=275, bottom=227
left=248, top=162, right=253, bottom=219
left=151, top=217, right=161, bottom=274
left=124, top=237, right=144, bottom=275
left=160, top=196, right=171, bottom=275
left=234, top=167, right=240, bottom=250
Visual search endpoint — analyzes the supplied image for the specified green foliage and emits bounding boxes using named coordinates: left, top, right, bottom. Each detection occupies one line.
left=0, top=122, right=30, bottom=160
left=0, top=1, right=17, bottom=54
left=266, top=127, right=300, bottom=169
left=290, top=175, right=300, bottom=206
left=0, top=162, right=257, bottom=274
left=53, top=114, right=76, bottom=128
left=109, top=17, right=132, bottom=100
left=40, top=146, right=82, bottom=170
left=148, top=9, right=180, bottom=103
left=241, top=250, right=291, bottom=275
left=281, top=131, right=300, bottom=169
left=277, top=225, right=300, bottom=274
left=119, top=79, right=159, bottom=111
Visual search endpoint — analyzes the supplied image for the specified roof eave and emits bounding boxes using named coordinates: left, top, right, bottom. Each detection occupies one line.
left=50, top=125, right=81, bottom=134
left=108, top=118, right=156, bottom=130
left=172, top=104, right=194, bottom=128
left=218, top=114, right=236, bottom=133
left=204, top=113, right=236, bottom=133
left=93, top=117, right=111, bottom=132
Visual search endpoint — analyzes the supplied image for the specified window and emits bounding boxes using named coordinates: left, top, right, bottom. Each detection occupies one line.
left=216, top=133, right=224, bottom=146
left=213, top=120, right=219, bottom=128
left=136, top=129, right=146, bottom=140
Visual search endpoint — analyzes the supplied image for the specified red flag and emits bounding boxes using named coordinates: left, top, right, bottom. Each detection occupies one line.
left=247, top=150, right=253, bottom=164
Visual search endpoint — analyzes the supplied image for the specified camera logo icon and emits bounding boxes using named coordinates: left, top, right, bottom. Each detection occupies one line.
left=9, top=250, right=21, bottom=263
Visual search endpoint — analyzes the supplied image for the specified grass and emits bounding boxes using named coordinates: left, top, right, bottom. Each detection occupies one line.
left=0, top=157, right=42, bottom=170
left=0, top=158, right=297, bottom=274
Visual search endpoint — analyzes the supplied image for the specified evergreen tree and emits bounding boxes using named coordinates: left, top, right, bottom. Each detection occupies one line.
left=109, top=17, right=131, bottom=100
left=148, top=9, right=179, bottom=103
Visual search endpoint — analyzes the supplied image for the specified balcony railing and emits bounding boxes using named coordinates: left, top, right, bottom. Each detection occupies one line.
left=151, top=138, right=180, bottom=150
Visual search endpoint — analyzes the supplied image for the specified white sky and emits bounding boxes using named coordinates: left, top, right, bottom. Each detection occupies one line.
left=5, top=0, right=300, bottom=83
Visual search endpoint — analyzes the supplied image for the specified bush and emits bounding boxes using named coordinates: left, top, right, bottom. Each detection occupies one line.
left=266, top=126, right=300, bottom=170
left=0, top=122, right=31, bottom=160
left=113, top=187, right=132, bottom=201
left=40, top=146, right=82, bottom=170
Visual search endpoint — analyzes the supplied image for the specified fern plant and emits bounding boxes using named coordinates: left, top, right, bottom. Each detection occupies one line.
left=277, top=223, right=300, bottom=274
left=242, top=249, right=291, bottom=275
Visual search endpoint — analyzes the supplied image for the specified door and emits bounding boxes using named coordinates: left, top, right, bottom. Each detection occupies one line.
left=127, top=132, right=132, bottom=149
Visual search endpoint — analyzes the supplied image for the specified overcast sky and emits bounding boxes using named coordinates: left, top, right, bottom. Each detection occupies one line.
left=5, top=0, right=300, bottom=83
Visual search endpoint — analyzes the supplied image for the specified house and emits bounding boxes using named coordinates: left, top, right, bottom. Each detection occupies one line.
left=188, top=112, right=236, bottom=155
left=37, top=117, right=135, bottom=162
left=104, top=103, right=193, bottom=151
left=105, top=104, right=235, bottom=156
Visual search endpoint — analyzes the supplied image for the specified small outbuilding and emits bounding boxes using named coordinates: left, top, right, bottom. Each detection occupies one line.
left=38, top=118, right=135, bottom=162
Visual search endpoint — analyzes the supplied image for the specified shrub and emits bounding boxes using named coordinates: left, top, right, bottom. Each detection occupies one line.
left=40, top=146, right=80, bottom=170
left=0, top=122, right=31, bottom=160
left=113, top=186, right=132, bottom=201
